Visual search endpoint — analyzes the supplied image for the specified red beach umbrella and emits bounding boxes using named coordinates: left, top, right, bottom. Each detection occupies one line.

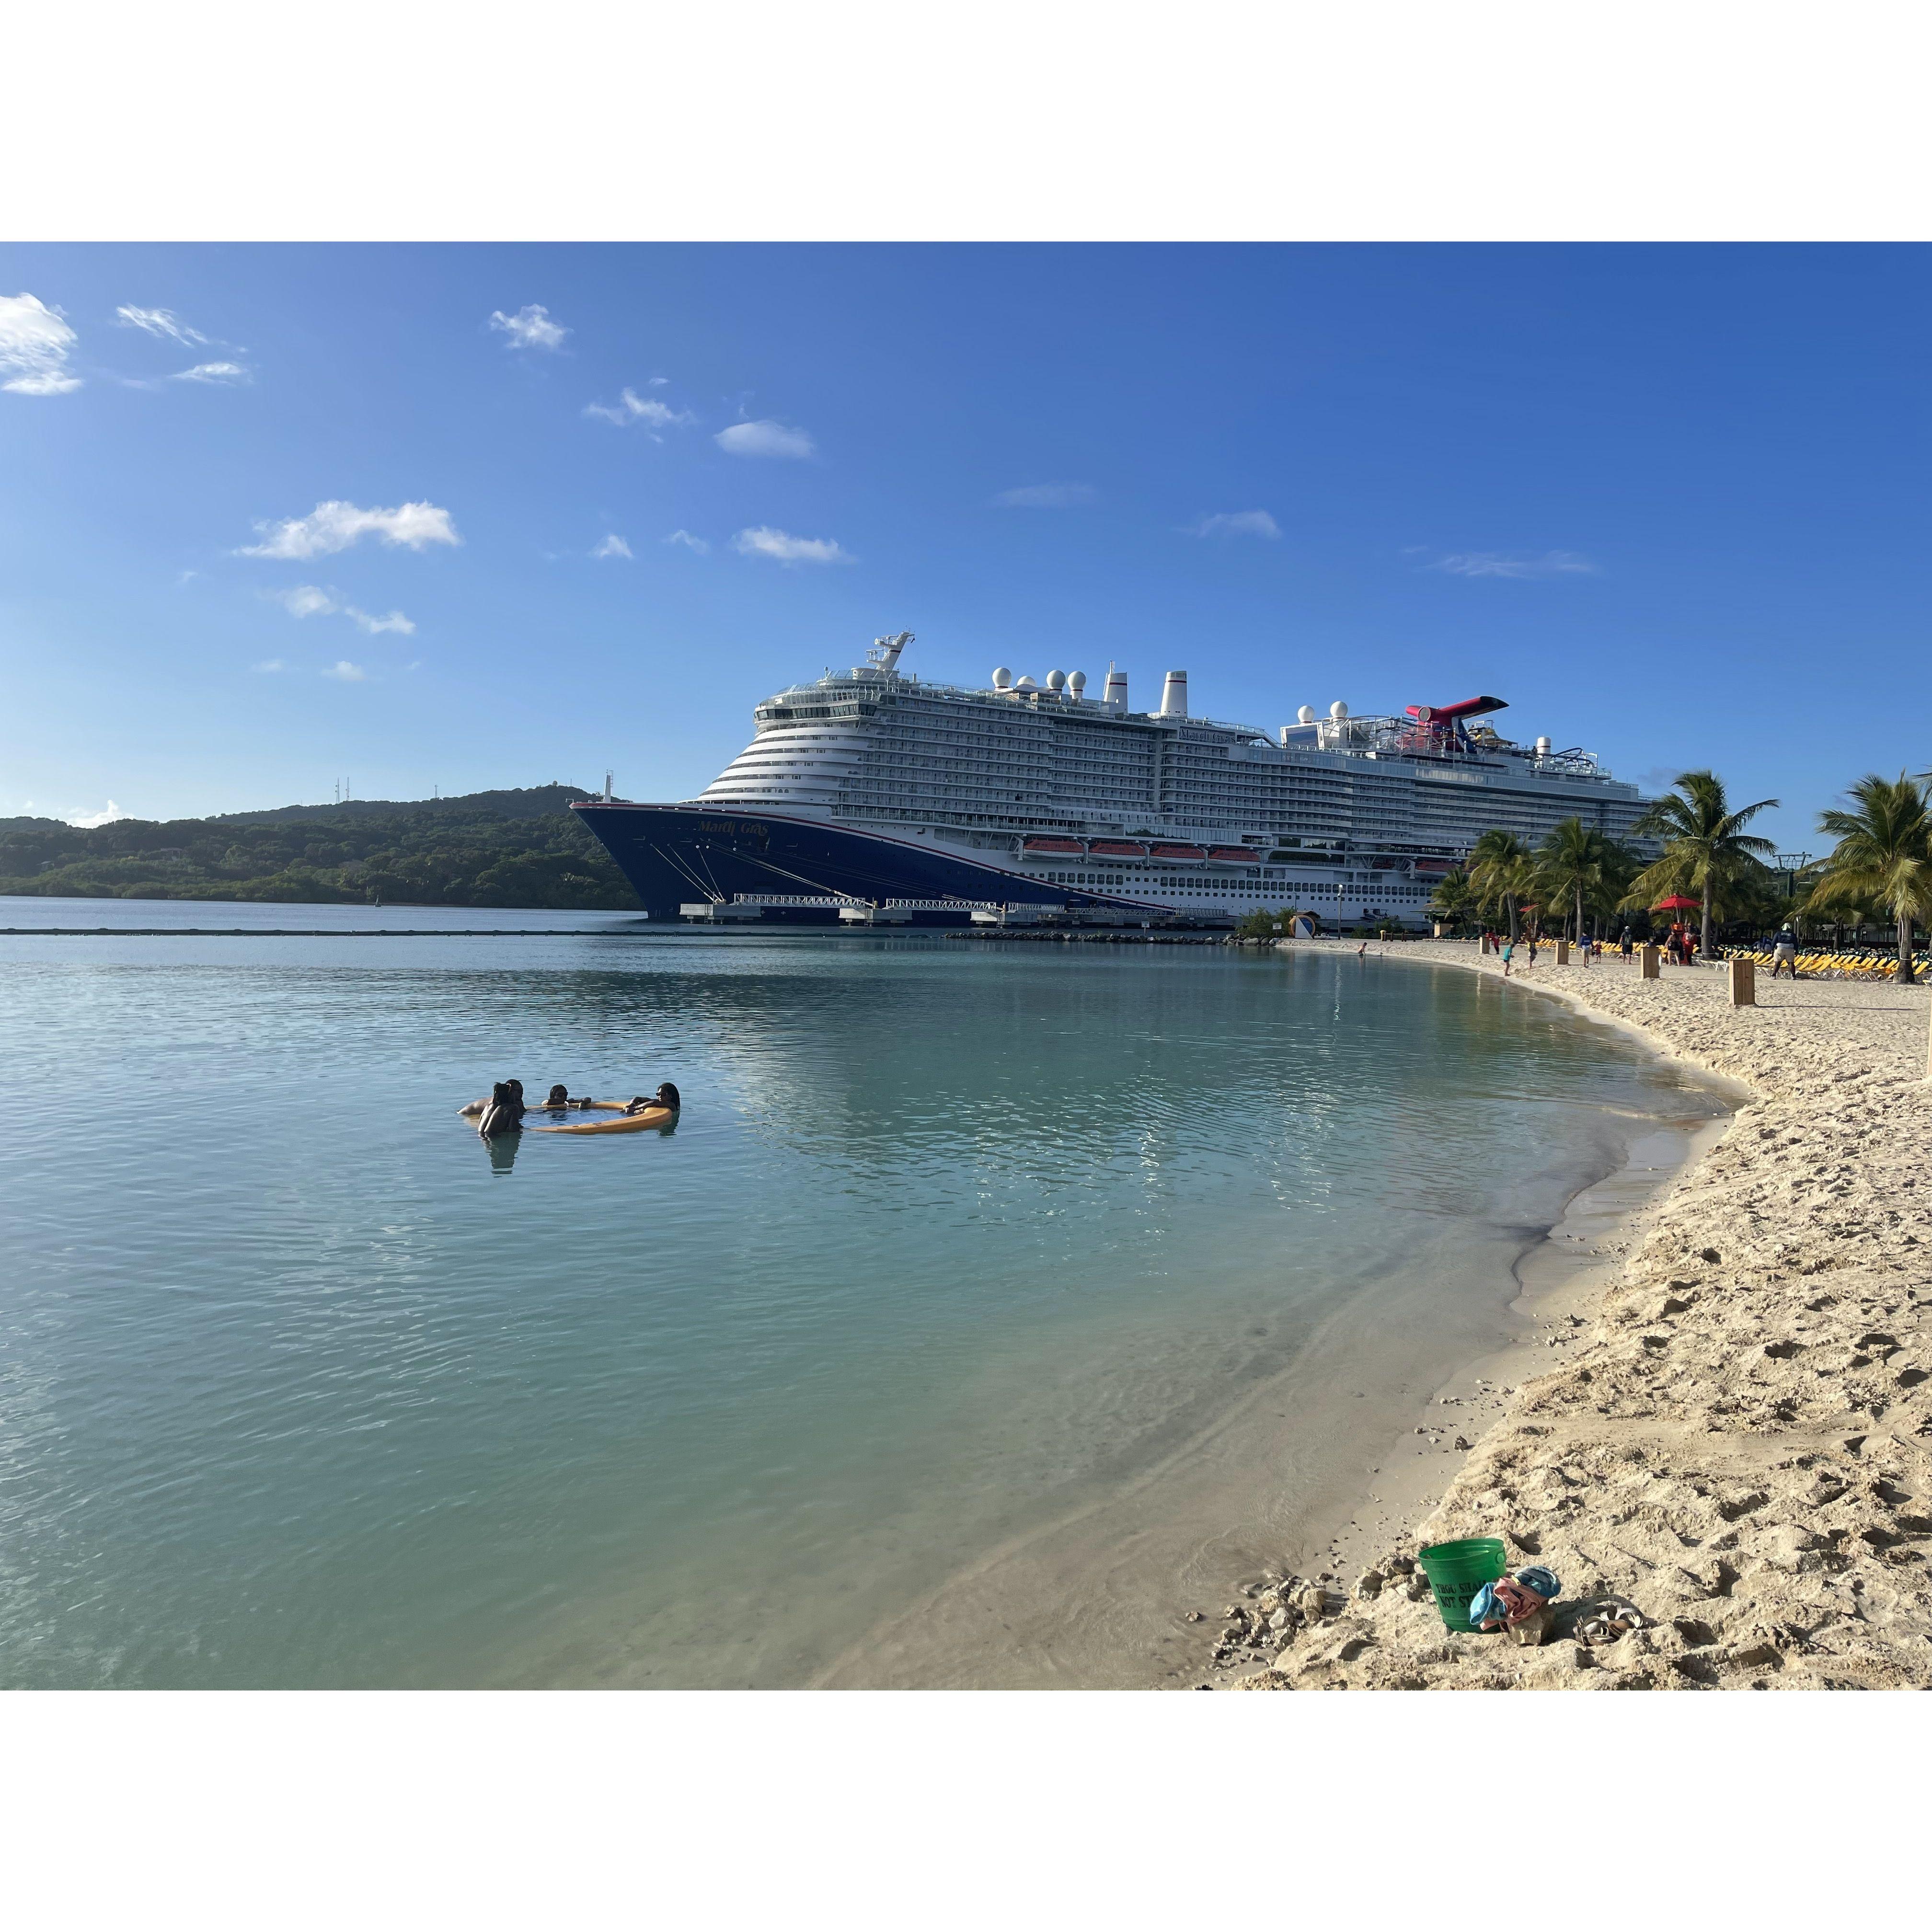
left=1652, top=895, right=1701, bottom=910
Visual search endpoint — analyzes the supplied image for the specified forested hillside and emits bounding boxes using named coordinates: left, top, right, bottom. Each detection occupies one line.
left=0, top=786, right=643, bottom=909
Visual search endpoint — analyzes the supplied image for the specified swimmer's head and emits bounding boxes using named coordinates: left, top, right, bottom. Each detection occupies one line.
left=656, top=1082, right=681, bottom=1110
left=545, top=1084, right=568, bottom=1105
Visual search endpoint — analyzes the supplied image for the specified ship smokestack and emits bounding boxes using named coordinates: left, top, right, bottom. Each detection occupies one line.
left=1159, top=670, right=1188, bottom=718
left=1104, top=665, right=1127, bottom=711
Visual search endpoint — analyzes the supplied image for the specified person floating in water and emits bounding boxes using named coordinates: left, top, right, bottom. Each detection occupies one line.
left=625, top=1083, right=681, bottom=1116
left=531, top=1084, right=603, bottom=1111
left=475, top=1081, right=525, bottom=1138
left=459, top=1078, right=524, bottom=1121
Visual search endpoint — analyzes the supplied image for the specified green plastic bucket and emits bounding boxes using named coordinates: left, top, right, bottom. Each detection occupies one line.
left=1416, top=1537, right=1506, bottom=1632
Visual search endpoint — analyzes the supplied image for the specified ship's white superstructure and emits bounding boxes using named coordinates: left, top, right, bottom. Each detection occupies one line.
left=678, top=633, right=1651, bottom=927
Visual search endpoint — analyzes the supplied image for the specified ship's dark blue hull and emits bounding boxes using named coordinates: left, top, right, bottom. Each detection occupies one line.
left=572, top=803, right=1153, bottom=920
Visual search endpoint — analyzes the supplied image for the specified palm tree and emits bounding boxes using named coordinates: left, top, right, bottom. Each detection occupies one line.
left=1806, top=773, right=1932, bottom=985
left=1536, top=817, right=1622, bottom=942
left=1428, top=868, right=1477, bottom=933
left=1468, top=829, right=1532, bottom=942
left=1624, top=770, right=1779, bottom=958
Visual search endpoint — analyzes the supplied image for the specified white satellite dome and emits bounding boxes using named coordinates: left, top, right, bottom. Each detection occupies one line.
left=1330, top=700, right=1350, bottom=719
left=1068, top=671, right=1088, bottom=694
left=991, top=667, right=1013, bottom=689
left=1045, top=668, right=1067, bottom=690
left=1297, top=704, right=1315, bottom=724
left=1013, top=674, right=1038, bottom=691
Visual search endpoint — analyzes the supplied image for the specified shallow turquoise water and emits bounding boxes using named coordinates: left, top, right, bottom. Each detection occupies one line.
left=0, top=912, right=1725, bottom=1686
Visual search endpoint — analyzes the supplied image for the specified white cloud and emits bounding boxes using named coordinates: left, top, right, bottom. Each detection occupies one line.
left=115, top=305, right=207, bottom=346
left=268, top=584, right=414, bottom=633
left=274, top=585, right=338, bottom=618
left=0, top=292, right=82, bottom=395
left=171, top=360, right=251, bottom=385
left=489, top=305, right=567, bottom=350
left=584, top=387, right=695, bottom=431
left=716, top=419, right=815, bottom=459
left=67, top=800, right=132, bottom=827
left=593, top=534, right=633, bottom=560
left=1190, top=509, right=1280, bottom=539
left=322, top=660, right=368, bottom=682
left=664, top=529, right=710, bottom=554
left=252, top=659, right=287, bottom=673
left=240, top=499, right=460, bottom=559
left=1426, top=550, right=1598, bottom=579
left=733, top=526, right=851, bottom=565
left=348, top=607, right=414, bottom=634
left=995, top=482, right=1096, bottom=508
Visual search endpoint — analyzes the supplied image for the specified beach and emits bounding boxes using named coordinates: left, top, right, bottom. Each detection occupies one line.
left=1222, top=940, right=1932, bottom=1691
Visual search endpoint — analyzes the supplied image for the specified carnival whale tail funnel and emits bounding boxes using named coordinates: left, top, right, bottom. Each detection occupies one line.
left=1104, top=665, right=1128, bottom=711
left=1159, top=670, right=1188, bottom=718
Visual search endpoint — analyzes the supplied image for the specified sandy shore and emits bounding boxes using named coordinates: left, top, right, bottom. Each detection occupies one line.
left=1222, top=939, right=1932, bottom=1690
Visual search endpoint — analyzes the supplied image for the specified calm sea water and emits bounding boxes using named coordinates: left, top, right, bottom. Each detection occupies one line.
left=0, top=903, right=1725, bottom=1687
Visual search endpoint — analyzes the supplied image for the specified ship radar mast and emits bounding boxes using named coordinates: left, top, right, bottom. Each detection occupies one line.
left=867, top=631, right=913, bottom=675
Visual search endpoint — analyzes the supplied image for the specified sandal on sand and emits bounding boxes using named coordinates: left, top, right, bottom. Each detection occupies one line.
left=1576, top=1602, right=1645, bottom=1646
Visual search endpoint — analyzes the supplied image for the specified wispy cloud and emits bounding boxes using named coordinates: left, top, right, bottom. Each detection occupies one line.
left=322, top=661, right=368, bottom=682
left=0, top=292, right=82, bottom=395
left=273, top=585, right=337, bottom=619
left=664, top=529, right=710, bottom=554
left=240, top=500, right=460, bottom=559
left=489, top=305, right=567, bottom=351
left=349, top=608, right=414, bottom=634
left=584, top=387, right=695, bottom=433
left=733, top=526, right=851, bottom=565
left=1424, top=549, right=1598, bottom=579
left=115, top=305, right=207, bottom=347
left=593, top=534, right=633, bottom=560
left=1189, top=509, right=1280, bottom=539
left=252, top=659, right=287, bottom=673
left=995, top=482, right=1096, bottom=508
left=267, top=584, right=415, bottom=633
left=170, top=360, right=250, bottom=385
left=67, top=800, right=131, bottom=828
left=716, top=419, right=815, bottom=459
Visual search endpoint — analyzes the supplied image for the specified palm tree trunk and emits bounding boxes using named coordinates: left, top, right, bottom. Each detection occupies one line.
left=1575, top=885, right=1584, bottom=943
left=1506, top=897, right=1519, bottom=943
left=1701, top=883, right=1714, bottom=959
left=1899, top=909, right=1916, bottom=987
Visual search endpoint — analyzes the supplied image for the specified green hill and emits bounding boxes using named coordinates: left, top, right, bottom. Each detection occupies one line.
left=0, top=785, right=642, bottom=910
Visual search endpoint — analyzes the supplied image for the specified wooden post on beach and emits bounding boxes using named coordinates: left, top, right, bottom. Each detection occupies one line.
left=1555, top=939, right=1570, bottom=966
left=1729, top=956, right=1756, bottom=1006
left=1640, top=945, right=1660, bottom=979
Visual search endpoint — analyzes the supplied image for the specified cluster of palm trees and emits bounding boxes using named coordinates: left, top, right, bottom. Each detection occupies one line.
left=1429, top=769, right=1932, bottom=985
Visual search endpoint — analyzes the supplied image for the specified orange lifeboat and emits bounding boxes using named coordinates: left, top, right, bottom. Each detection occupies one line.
left=1205, top=846, right=1254, bottom=864
left=1088, top=839, right=1147, bottom=858
left=1022, top=836, right=1084, bottom=855
left=1148, top=843, right=1208, bottom=862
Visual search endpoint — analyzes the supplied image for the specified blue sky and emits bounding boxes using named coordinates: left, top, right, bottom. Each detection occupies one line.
left=2, top=242, right=1926, bottom=851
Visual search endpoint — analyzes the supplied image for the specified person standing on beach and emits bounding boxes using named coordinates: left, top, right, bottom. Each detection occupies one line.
left=1620, top=927, right=1633, bottom=964
left=1579, top=932, right=1594, bottom=966
left=1501, top=938, right=1515, bottom=977
left=1770, top=923, right=1800, bottom=979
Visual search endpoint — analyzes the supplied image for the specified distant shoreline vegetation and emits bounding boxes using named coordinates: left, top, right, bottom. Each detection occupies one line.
left=0, top=785, right=643, bottom=910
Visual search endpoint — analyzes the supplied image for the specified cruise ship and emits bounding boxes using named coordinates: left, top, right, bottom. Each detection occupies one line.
left=573, top=632, right=1653, bottom=928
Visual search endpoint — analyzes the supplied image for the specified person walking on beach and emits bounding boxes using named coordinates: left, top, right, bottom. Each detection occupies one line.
left=1501, top=938, right=1515, bottom=977
left=1619, top=926, right=1633, bottom=964
left=1770, top=923, right=1800, bottom=979
left=1578, top=932, right=1594, bottom=967
left=1525, top=933, right=1539, bottom=969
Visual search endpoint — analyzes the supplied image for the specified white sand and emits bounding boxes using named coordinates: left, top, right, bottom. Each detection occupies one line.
left=1226, top=940, right=1932, bottom=1690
